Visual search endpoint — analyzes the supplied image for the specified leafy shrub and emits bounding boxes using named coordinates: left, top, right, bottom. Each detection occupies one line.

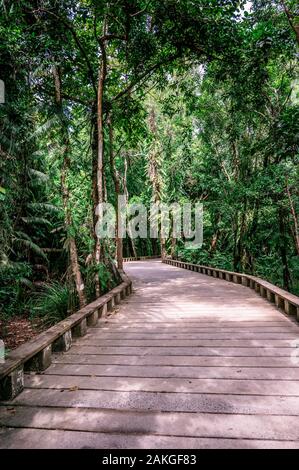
left=84, top=261, right=115, bottom=302
left=29, top=282, right=78, bottom=326
left=254, top=253, right=283, bottom=287
left=0, top=260, right=33, bottom=319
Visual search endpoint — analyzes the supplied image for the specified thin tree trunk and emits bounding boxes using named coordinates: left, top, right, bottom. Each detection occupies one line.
left=148, top=107, right=165, bottom=258
left=232, top=213, right=240, bottom=271
left=160, top=238, right=166, bottom=259
left=94, top=22, right=108, bottom=296
left=286, top=180, right=299, bottom=256
left=209, top=213, right=221, bottom=255
left=91, top=103, right=99, bottom=235
left=108, top=113, right=123, bottom=270
left=278, top=207, right=291, bottom=290
left=231, top=140, right=240, bottom=177
left=170, top=236, right=176, bottom=258
left=52, top=65, right=86, bottom=308
left=124, top=154, right=137, bottom=258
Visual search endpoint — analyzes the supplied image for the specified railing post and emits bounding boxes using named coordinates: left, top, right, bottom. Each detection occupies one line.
left=24, top=345, right=52, bottom=372
left=87, top=310, right=98, bottom=327
left=267, top=290, right=275, bottom=303
left=53, top=330, right=72, bottom=352
left=260, top=286, right=267, bottom=298
left=72, top=318, right=87, bottom=337
left=98, top=303, right=107, bottom=319
left=275, top=294, right=284, bottom=310
left=0, top=366, right=24, bottom=400
left=107, top=296, right=115, bottom=312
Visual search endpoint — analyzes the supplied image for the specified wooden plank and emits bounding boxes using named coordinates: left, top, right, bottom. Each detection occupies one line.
left=76, top=338, right=298, bottom=347
left=49, top=353, right=299, bottom=367
left=4, top=388, right=299, bottom=414
left=1, top=427, right=299, bottom=449
left=24, top=374, right=299, bottom=396
left=84, top=330, right=298, bottom=338
left=69, top=345, right=298, bottom=357
left=43, top=363, right=299, bottom=380
left=100, top=318, right=293, bottom=325
left=90, top=332, right=299, bottom=339
left=96, top=322, right=294, bottom=330
left=1, top=406, right=299, bottom=442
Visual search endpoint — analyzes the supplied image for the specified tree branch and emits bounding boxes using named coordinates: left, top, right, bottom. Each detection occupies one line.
left=111, top=55, right=179, bottom=103
left=35, top=8, right=97, bottom=93
left=280, top=0, right=299, bottom=45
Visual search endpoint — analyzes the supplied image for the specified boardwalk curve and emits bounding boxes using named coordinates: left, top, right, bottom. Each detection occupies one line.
left=1, top=260, right=299, bottom=449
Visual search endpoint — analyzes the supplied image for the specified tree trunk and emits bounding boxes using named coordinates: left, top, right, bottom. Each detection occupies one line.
left=108, top=113, right=123, bottom=270
left=209, top=213, right=221, bottom=255
left=278, top=206, right=291, bottom=290
left=124, top=154, right=138, bottom=258
left=148, top=107, right=165, bottom=258
left=170, top=236, right=176, bottom=258
left=160, top=237, right=166, bottom=259
left=286, top=180, right=299, bottom=256
left=94, top=23, right=108, bottom=296
left=52, top=65, right=86, bottom=308
left=91, top=103, right=99, bottom=235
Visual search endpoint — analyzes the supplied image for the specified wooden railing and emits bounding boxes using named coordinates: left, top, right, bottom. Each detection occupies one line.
left=123, top=255, right=161, bottom=262
left=0, top=272, right=132, bottom=401
left=163, top=258, right=299, bottom=321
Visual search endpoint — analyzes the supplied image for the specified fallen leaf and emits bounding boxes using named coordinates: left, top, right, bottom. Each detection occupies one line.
left=7, top=407, right=16, bottom=414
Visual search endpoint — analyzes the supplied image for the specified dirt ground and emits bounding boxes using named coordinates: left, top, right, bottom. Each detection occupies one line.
left=0, top=317, right=43, bottom=353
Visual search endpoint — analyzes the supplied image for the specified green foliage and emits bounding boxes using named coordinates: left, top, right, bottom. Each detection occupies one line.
left=85, top=262, right=114, bottom=297
left=0, top=261, right=32, bottom=318
left=1, top=0, right=299, bottom=337
left=29, top=282, right=78, bottom=326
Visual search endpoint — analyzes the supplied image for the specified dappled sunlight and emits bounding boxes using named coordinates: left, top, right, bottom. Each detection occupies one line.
left=1, top=260, right=299, bottom=449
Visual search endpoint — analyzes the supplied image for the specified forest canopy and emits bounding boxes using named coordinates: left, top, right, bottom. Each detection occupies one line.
left=0, top=0, right=298, bottom=334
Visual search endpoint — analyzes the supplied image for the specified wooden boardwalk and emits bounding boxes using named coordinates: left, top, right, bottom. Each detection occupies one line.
left=1, top=259, right=299, bottom=448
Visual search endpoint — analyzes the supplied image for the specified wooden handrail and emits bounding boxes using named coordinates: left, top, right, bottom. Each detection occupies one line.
left=123, top=255, right=161, bottom=262
left=0, top=272, right=132, bottom=400
left=163, top=258, right=299, bottom=320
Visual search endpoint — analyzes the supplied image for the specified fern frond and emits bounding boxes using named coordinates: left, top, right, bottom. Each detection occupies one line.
left=13, top=238, right=48, bottom=261
left=27, top=202, right=62, bottom=214
left=19, top=277, right=34, bottom=289
left=21, top=216, right=52, bottom=227
left=28, top=168, right=49, bottom=182
left=14, top=231, right=34, bottom=242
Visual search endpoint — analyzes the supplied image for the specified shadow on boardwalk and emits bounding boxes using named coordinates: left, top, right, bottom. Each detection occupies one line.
left=1, top=260, right=299, bottom=448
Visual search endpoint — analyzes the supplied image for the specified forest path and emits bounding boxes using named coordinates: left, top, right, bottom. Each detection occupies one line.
left=1, top=259, right=299, bottom=449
